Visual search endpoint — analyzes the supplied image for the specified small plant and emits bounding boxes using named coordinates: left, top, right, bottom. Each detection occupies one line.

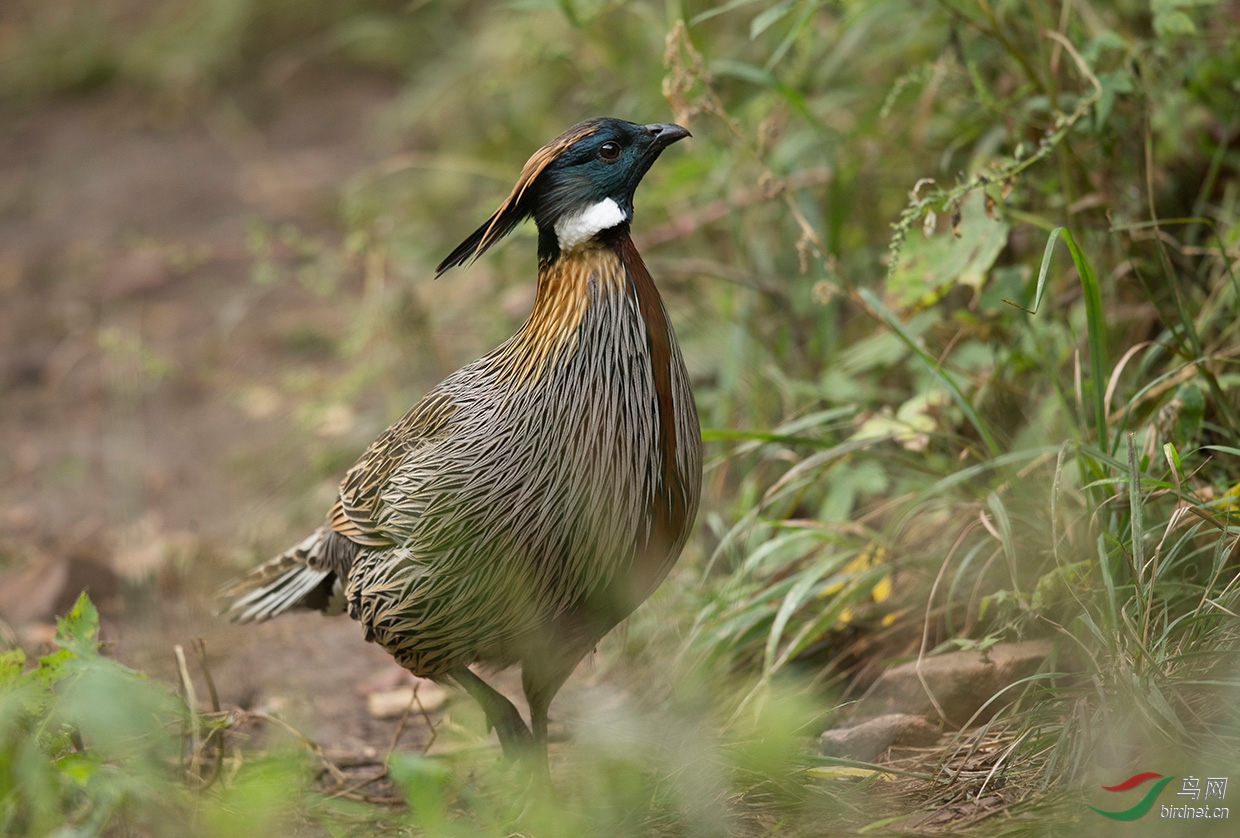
left=0, top=593, right=185, bottom=835
left=0, top=594, right=317, bottom=836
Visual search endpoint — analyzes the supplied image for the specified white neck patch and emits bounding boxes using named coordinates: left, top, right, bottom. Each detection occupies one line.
left=553, top=198, right=626, bottom=251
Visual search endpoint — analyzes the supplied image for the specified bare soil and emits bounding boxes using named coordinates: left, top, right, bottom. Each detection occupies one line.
left=0, top=73, right=469, bottom=759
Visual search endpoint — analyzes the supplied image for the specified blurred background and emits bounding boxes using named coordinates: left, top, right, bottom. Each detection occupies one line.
left=1, top=0, right=1239, bottom=835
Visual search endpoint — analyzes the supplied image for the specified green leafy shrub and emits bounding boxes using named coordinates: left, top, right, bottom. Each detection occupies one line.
left=0, top=594, right=316, bottom=836
left=0, top=594, right=185, bottom=835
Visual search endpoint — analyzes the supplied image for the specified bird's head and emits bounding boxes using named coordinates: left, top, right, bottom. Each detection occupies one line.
left=436, top=118, right=690, bottom=275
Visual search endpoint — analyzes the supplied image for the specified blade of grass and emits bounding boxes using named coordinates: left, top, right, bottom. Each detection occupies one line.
left=858, top=287, right=1000, bottom=458
left=1056, top=229, right=1109, bottom=451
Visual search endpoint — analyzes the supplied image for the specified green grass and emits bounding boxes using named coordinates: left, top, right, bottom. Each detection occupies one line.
left=3, top=0, right=1240, bottom=834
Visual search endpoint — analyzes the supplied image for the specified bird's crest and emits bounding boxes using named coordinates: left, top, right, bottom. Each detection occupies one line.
left=435, top=119, right=604, bottom=276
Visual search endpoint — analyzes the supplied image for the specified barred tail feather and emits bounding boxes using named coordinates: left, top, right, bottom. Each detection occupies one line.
left=219, top=530, right=342, bottom=623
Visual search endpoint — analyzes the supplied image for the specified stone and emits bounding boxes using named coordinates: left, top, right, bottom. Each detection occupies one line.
left=819, top=713, right=941, bottom=761
left=854, top=639, right=1053, bottom=727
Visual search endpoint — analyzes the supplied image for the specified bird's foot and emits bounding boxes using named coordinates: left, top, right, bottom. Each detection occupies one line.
left=485, top=701, right=534, bottom=759
left=450, top=667, right=537, bottom=761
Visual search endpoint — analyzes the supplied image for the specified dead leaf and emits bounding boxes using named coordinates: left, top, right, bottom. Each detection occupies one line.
left=805, top=765, right=896, bottom=781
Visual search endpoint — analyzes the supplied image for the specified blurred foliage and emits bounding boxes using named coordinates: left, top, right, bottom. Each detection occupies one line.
left=0, top=593, right=307, bottom=836
left=3, top=0, right=1240, bottom=834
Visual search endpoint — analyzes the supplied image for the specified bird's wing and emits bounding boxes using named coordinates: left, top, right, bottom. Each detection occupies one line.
left=327, top=389, right=461, bottom=550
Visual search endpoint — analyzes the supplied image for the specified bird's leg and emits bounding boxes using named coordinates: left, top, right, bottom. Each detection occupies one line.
left=524, top=675, right=561, bottom=749
left=449, top=667, right=532, bottom=758
left=521, top=649, right=586, bottom=760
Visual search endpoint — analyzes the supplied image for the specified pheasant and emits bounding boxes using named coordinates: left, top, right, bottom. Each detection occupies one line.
left=221, top=118, right=701, bottom=760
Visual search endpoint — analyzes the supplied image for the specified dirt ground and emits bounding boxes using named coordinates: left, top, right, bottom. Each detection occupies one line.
left=0, top=73, right=505, bottom=761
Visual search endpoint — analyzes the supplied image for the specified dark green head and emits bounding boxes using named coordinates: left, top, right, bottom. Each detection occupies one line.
left=437, top=118, right=690, bottom=275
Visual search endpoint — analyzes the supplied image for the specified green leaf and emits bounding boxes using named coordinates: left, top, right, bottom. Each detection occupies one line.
left=0, top=647, right=26, bottom=686
left=1203, top=445, right=1240, bottom=457
left=978, top=588, right=1019, bottom=622
left=885, top=191, right=1010, bottom=309
left=54, top=591, right=100, bottom=657
left=1163, top=442, right=1182, bottom=477
left=1154, top=10, right=1196, bottom=36
left=751, top=0, right=797, bottom=39
left=859, top=287, right=1001, bottom=457
left=1030, top=561, right=1092, bottom=613
left=34, top=647, right=75, bottom=690
left=851, top=389, right=949, bottom=450
left=1027, top=228, right=1108, bottom=450
left=1170, top=382, right=1205, bottom=445
left=710, top=59, right=821, bottom=127
left=689, top=0, right=762, bottom=26
left=1150, top=0, right=1217, bottom=37
left=764, top=568, right=822, bottom=672
left=55, top=751, right=98, bottom=786
left=1095, top=70, right=1134, bottom=132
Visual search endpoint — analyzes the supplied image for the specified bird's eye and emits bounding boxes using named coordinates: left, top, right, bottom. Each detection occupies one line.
left=598, top=141, right=622, bottom=162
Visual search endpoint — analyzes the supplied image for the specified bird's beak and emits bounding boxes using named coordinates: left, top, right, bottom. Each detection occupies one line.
left=643, top=123, right=691, bottom=155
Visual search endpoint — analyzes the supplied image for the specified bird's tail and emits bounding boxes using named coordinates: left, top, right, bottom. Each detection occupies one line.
left=218, top=529, right=342, bottom=623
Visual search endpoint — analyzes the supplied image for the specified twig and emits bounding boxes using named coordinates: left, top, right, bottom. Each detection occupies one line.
left=635, top=167, right=834, bottom=249
left=662, top=22, right=828, bottom=271
left=321, top=766, right=393, bottom=803
left=414, top=686, right=440, bottom=756
left=247, top=710, right=349, bottom=785
left=174, top=644, right=201, bottom=779
left=884, top=29, right=1103, bottom=283
left=386, top=684, right=418, bottom=759
left=1040, top=30, right=1102, bottom=98
left=192, top=638, right=226, bottom=790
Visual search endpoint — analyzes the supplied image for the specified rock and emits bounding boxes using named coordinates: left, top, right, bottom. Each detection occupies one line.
left=819, top=713, right=941, bottom=761
left=854, top=639, right=1053, bottom=727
